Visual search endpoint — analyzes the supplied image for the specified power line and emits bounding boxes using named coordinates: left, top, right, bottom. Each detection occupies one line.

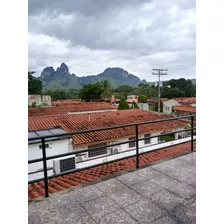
left=152, top=69, right=168, bottom=113
left=166, top=66, right=195, bottom=70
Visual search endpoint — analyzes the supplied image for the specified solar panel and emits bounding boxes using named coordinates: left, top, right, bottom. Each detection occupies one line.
left=28, top=131, right=39, bottom=138
left=36, top=130, right=53, bottom=137
left=49, top=128, right=66, bottom=135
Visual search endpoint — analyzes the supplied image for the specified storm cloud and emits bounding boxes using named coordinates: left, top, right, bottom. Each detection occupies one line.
left=28, top=0, right=196, bottom=81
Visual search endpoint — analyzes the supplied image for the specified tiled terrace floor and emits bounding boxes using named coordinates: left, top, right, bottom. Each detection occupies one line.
left=28, top=152, right=196, bottom=224
left=28, top=141, right=196, bottom=200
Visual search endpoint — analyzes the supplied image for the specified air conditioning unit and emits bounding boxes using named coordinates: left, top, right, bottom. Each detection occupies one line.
left=108, top=145, right=121, bottom=155
left=53, top=155, right=76, bottom=174
left=76, top=152, right=88, bottom=163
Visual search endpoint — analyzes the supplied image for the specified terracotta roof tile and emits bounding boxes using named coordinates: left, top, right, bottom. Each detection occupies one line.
left=28, top=110, right=188, bottom=146
left=173, top=105, right=196, bottom=113
left=29, top=102, right=117, bottom=117
left=28, top=141, right=196, bottom=200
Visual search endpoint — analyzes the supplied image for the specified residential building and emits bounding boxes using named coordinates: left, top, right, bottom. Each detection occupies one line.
left=51, top=99, right=81, bottom=107
left=162, top=97, right=196, bottom=114
left=163, top=99, right=181, bottom=114
left=28, top=95, right=51, bottom=107
left=28, top=102, right=117, bottom=117
left=126, top=95, right=138, bottom=103
left=28, top=109, right=188, bottom=181
left=173, top=105, right=196, bottom=117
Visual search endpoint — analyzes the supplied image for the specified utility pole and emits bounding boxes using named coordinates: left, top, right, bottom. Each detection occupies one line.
left=152, top=69, right=168, bottom=113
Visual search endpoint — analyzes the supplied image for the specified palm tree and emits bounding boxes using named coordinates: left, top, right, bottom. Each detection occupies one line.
left=100, top=80, right=112, bottom=100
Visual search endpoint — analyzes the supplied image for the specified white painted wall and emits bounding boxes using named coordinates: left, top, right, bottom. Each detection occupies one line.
left=75, top=135, right=196, bottom=169
left=138, top=103, right=149, bottom=111
left=28, top=95, right=51, bottom=106
left=28, top=138, right=73, bottom=181
left=28, top=129, right=191, bottom=182
left=163, top=100, right=180, bottom=114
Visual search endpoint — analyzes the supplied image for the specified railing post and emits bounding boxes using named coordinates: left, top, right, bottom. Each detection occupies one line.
left=135, top=124, right=139, bottom=169
left=191, top=116, right=194, bottom=152
left=41, top=138, right=49, bottom=197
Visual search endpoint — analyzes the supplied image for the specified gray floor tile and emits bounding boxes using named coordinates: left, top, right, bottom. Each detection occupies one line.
left=73, top=185, right=105, bottom=204
left=150, top=173, right=179, bottom=189
left=164, top=168, right=195, bottom=182
left=151, top=190, right=184, bottom=212
left=134, top=167, right=162, bottom=180
left=169, top=200, right=196, bottom=224
left=130, top=180, right=164, bottom=198
left=116, top=171, right=146, bottom=186
left=178, top=153, right=196, bottom=164
left=98, top=209, right=139, bottom=224
left=96, top=178, right=126, bottom=193
left=184, top=177, right=196, bottom=188
left=82, top=195, right=120, bottom=220
left=151, top=216, right=179, bottom=224
left=107, top=187, right=143, bottom=207
left=124, top=198, right=167, bottom=223
left=168, top=182, right=196, bottom=200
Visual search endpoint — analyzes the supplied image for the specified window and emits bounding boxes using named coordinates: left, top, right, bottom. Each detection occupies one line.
left=129, top=137, right=136, bottom=148
left=88, top=143, right=107, bottom=158
left=144, top=134, right=151, bottom=144
left=39, top=144, right=49, bottom=149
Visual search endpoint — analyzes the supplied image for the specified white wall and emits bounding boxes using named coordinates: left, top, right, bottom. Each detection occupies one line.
left=29, top=129, right=191, bottom=182
left=163, top=100, right=180, bottom=114
left=74, top=132, right=159, bottom=162
left=28, top=95, right=51, bottom=106
left=75, top=135, right=196, bottom=169
left=28, top=138, right=73, bottom=181
left=138, top=103, right=149, bottom=111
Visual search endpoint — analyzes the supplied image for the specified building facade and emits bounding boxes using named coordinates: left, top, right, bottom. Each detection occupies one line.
left=163, top=99, right=181, bottom=114
left=28, top=95, right=51, bottom=107
left=28, top=110, right=188, bottom=181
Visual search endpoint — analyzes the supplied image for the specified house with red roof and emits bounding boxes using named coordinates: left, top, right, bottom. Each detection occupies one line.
left=28, top=102, right=117, bottom=117
left=28, top=109, right=189, bottom=181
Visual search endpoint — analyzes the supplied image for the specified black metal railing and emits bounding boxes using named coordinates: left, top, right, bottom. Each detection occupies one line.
left=28, top=114, right=196, bottom=198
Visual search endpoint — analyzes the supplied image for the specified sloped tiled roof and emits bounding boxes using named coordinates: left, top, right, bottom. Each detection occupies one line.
left=28, top=141, right=196, bottom=200
left=28, top=102, right=117, bottom=117
left=173, top=105, right=196, bottom=113
left=173, top=97, right=196, bottom=104
left=28, top=109, right=188, bottom=146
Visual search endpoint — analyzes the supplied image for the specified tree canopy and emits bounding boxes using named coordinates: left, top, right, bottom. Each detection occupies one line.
left=162, top=78, right=195, bottom=98
left=138, top=94, right=147, bottom=103
left=28, top=71, right=43, bottom=94
left=131, top=101, right=139, bottom=109
left=118, top=98, right=130, bottom=110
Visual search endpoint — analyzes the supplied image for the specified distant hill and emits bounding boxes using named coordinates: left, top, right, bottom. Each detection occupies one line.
left=38, top=63, right=147, bottom=90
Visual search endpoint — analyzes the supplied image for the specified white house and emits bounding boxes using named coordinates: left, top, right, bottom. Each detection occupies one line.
left=28, top=128, right=73, bottom=181
left=163, top=99, right=181, bottom=114
left=28, top=95, right=51, bottom=107
left=28, top=110, right=188, bottom=181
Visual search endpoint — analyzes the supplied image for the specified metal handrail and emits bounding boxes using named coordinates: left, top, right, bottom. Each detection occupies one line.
left=28, top=114, right=196, bottom=198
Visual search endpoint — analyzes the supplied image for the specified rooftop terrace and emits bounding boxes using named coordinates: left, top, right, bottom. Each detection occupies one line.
left=29, top=152, right=196, bottom=224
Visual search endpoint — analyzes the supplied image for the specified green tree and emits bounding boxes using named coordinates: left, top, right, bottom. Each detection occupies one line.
left=79, top=82, right=102, bottom=102
left=28, top=71, right=43, bottom=94
left=138, top=94, right=147, bottom=103
left=135, top=84, right=157, bottom=99
left=114, top=85, right=135, bottom=98
left=131, top=101, right=139, bottom=109
left=118, top=98, right=130, bottom=110
left=100, top=80, right=112, bottom=100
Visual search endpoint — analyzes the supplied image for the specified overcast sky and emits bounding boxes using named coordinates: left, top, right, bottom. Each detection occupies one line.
left=28, top=0, right=195, bottom=82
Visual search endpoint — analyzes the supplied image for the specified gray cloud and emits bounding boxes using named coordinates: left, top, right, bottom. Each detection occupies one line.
left=28, top=0, right=196, bottom=81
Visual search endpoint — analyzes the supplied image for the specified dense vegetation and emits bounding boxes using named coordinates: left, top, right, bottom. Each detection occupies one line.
left=28, top=71, right=42, bottom=94
left=29, top=73, right=196, bottom=102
